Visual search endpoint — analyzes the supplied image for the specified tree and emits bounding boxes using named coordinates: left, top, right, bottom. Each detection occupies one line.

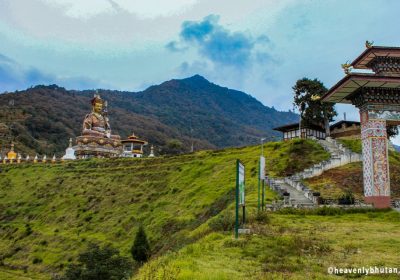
left=131, top=225, right=150, bottom=264
left=59, top=243, right=132, bottom=280
left=293, top=78, right=337, bottom=136
left=387, top=125, right=399, bottom=139
left=163, top=139, right=185, bottom=155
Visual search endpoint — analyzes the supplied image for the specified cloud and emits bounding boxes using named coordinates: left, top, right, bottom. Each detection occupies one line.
left=40, top=0, right=198, bottom=19
left=0, top=53, right=108, bottom=92
left=168, top=15, right=271, bottom=68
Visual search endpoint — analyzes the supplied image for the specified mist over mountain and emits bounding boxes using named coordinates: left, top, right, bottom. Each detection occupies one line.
left=0, top=75, right=297, bottom=156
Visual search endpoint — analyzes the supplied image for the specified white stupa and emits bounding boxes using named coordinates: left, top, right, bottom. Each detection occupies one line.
left=149, top=145, right=155, bottom=158
left=62, top=138, right=76, bottom=160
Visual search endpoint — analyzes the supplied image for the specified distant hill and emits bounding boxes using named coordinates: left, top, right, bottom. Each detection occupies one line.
left=0, top=75, right=298, bottom=156
left=395, top=144, right=400, bottom=152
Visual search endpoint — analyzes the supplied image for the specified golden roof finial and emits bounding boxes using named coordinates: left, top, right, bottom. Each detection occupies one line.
left=365, top=40, right=374, bottom=48
left=311, top=94, right=320, bottom=101
left=341, top=61, right=352, bottom=74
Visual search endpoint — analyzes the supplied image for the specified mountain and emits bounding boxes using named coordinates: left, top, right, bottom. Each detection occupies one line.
left=395, top=144, right=400, bottom=152
left=0, top=75, right=298, bottom=156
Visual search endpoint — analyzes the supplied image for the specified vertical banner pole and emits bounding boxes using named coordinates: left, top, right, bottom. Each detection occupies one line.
left=260, top=156, right=265, bottom=211
left=243, top=205, right=246, bottom=225
left=262, top=179, right=265, bottom=210
left=257, top=159, right=260, bottom=213
left=235, top=159, right=239, bottom=239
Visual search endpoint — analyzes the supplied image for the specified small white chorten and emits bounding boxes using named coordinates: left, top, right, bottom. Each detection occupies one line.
left=149, top=145, right=155, bottom=157
left=62, top=138, right=76, bottom=160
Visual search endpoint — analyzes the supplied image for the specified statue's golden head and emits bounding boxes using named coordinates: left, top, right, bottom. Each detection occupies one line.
left=91, top=94, right=104, bottom=113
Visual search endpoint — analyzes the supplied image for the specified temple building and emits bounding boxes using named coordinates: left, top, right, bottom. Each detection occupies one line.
left=121, top=132, right=148, bottom=158
left=322, top=43, right=400, bottom=208
left=329, top=120, right=361, bottom=139
left=274, top=119, right=363, bottom=141
left=74, top=94, right=122, bottom=159
left=273, top=123, right=326, bottom=141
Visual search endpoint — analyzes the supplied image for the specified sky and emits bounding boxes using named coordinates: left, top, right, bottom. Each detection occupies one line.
left=1, top=0, right=400, bottom=144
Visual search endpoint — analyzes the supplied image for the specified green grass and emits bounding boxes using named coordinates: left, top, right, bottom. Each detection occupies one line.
left=306, top=139, right=400, bottom=199
left=135, top=209, right=400, bottom=279
left=338, top=138, right=362, bottom=154
left=0, top=139, right=328, bottom=279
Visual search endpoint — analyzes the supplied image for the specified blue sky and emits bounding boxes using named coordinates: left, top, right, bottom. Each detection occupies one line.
left=1, top=0, right=400, bottom=144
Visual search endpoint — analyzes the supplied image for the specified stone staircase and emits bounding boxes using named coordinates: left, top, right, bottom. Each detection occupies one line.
left=267, top=137, right=362, bottom=207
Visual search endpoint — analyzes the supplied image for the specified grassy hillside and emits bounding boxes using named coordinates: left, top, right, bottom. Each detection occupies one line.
left=0, top=139, right=327, bottom=279
left=305, top=139, right=400, bottom=199
left=135, top=210, right=400, bottom=280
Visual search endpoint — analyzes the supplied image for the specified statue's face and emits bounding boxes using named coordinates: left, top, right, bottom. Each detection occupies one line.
left=93, top=102, right=103, bottom=113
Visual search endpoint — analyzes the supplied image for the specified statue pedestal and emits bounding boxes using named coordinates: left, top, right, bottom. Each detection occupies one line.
left=75, top=135, right=122, bottom=159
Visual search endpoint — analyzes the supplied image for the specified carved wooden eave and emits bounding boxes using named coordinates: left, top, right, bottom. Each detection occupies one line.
left=350, top=46, right=400, bottom=69
left=321, top=74, right=400, bottom=104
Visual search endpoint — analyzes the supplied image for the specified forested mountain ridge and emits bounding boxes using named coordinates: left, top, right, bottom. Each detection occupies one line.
left=0, top=75, right=297, bottom=156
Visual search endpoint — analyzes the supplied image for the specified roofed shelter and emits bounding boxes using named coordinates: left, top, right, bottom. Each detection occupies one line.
left=329, top=120, right=361, bottom=139
left=273, top=122, right=326, bottom=141
left=322, top=43, right=400, bottom=208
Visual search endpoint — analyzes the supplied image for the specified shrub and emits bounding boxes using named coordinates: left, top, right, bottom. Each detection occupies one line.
left=338, top=189, right=355, bottom=205
left=254, top=211, right=270, bottom=224
left=32, top=257, right=42, bottom=264
left=131, top=226, right=151, bottom=264
left=25, top=223, right=33, bottom=236
left=58, top=243, right=132, bottom=280
left=209, top=211, right=235, bottom=232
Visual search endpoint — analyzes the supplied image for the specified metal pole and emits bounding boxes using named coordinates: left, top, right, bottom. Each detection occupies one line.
left=299, top=101, right=303, bottom=139
left=262, top=179, right=265, bottom=210
left=258, top=160, right=260, bottom=213
left=242, top=205, right=246, bottom=225
left=261, top=138, right=265, bottom=156
left=235, top=159, right=239, bottom=239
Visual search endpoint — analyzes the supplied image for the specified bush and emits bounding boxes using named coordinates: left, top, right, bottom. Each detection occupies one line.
left=209, top=211, right=235, bottom=232
left=131, top=226, right=151, bottom=264
left=254, top=211, right=270, bottom=224
left=58, top=243, right=132, bottom=280
left=338, top=190, right=355, bottom=205
left=32, top=257, right=42, bottom=264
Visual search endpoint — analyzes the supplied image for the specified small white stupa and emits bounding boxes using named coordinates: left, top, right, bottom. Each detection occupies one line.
left=62, top=138, right=76, bottom=160
left=149, top=145, right=155, bottom=157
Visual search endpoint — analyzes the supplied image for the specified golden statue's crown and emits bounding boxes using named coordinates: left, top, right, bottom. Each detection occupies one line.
left=91, top=94, right=104, bottom=106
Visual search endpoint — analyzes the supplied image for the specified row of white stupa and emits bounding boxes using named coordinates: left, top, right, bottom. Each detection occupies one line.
left=1, top=138, right=156, bottom=163
left=1, top=154, right=58, bottom=163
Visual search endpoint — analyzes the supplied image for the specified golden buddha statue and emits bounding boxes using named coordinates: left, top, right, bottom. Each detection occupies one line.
left=82, top=95, right=120, bottom=140
left=75, top=94, right=122, bottom=158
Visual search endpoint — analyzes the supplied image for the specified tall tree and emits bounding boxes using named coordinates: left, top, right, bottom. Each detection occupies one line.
left=387, top=125, right=399, bottom=139
left=131, top=225, right=150, bottom=264
left=292, top=78, right=337, bottom=136
left=60, top=243, right=132, bottom=280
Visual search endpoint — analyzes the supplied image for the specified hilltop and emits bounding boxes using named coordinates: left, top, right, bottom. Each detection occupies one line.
left=1, top=139, right=400, bottom=280
left=0, top=75, right=297, bottom=156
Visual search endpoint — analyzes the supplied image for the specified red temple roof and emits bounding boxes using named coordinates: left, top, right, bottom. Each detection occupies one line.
left=322, top=73, right=400, bottom=103
left=351, top=46, right=400, bottom=69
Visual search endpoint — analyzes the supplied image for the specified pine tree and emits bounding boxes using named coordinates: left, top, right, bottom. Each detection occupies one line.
left=131, top=225, right=150, bottom=264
